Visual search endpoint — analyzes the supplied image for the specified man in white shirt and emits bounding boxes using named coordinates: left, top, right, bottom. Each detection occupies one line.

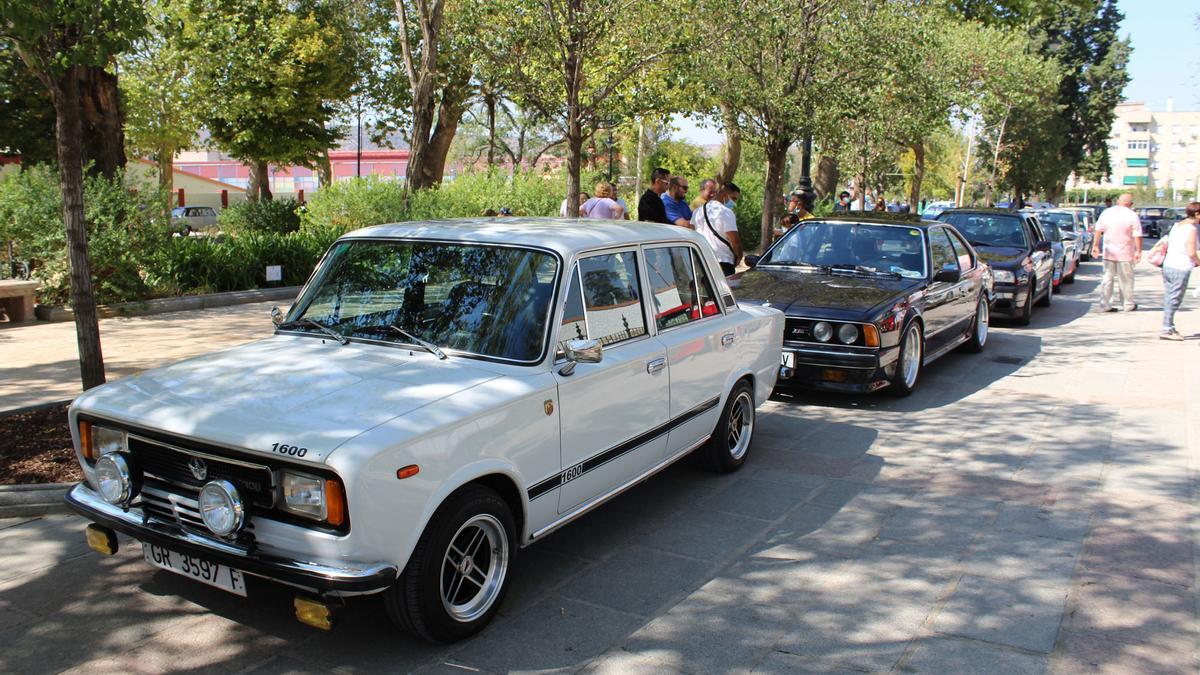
left=691, top=179, right=743, bottom=276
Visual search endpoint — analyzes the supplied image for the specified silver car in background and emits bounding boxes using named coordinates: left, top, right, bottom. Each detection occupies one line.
left=171, top=206, right=220, bottom=235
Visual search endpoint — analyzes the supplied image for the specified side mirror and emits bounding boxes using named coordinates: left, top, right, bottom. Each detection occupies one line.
left=564, top=338, right=603, bottom=364
left=1062, top=233, right=1077, bottom=241
left=744, top=254, right=761, bottom=268
left=934, top=264, right=961, bottom=283
left=271, top=306, right=284, bottom=326
left=1034, top=240, right=1052, bottom=253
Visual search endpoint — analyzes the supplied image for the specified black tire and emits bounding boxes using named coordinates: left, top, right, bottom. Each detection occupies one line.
left=1014, top=280, right=1034, bottom=325
left=1065, top=266, right=1076, bottom=284
left=959, top=297, right=989, bottom=353
left=1035, top=276, right=1052, bottom=307
left=385, top=485, right=515, bottom=643
left=887, top=321, right=923, bottom=397
left=695, top=380, right=755, bottom=473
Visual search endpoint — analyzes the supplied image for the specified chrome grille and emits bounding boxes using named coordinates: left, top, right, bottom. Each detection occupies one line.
left=139, top=479, right=206, bottom=529
left=128, top=435, right=274, bottom=508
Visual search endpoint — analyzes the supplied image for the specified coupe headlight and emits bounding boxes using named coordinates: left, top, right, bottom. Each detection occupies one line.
left=94, top=453, right=135, bottom=505
left=992, top=269, right=1015, bottom=284
left=279, top=471, right=346, bottom=526
left=199, top=480, right=244, bottom=537
left=812, top=321, right=833, bottom=342
left=836, top=324, right=858, bottom=345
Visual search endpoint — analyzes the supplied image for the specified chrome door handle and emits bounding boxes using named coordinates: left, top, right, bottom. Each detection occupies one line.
left=646, top=358, right=666, bottom=374
left=721, top=333, right=736, bottom=346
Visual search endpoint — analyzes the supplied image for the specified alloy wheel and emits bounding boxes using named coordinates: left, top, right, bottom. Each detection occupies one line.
left=440, top=514, right=509, bottom=623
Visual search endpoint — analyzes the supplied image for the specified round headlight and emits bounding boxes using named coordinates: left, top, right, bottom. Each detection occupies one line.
left=198, top=480, right=244, bottom=537
left=94, top=453, right=133, bottom=505
left=812, top=321, right=833, bottom=342
left=837, top=323, right=859, bottom=344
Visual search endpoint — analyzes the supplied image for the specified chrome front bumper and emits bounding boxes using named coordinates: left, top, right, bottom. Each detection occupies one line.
left=65, top=483, right=397, bottom=595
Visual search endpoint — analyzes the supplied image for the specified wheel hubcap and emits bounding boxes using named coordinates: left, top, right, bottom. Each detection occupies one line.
left=726, top=391, right=754, bottom=460
left=440, top=514, right=509, bottom=623
left=902, top=326, right=921, bottom=388
left=977, top=302, right=989, bottom=345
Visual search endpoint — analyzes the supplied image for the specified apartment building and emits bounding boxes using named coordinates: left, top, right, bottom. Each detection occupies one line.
left=1071, top=100, right=1200, bottom=197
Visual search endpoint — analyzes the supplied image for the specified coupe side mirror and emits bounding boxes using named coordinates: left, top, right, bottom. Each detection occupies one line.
left=744, top=254, right=761, bottom=268
left=271, top=306, right=284, bottom=326
left=934, top=264, right=961, bottom=283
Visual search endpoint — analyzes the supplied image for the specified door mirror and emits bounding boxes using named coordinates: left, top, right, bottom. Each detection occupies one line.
left=271, top=306, right=284, bottom=326
left=1062, top=233, right=1077, bottom=241
left=564, top=338, right=603, bottom=364
left=1034, top=240, right=1052, bottom=253
left=934, top=264, right=961, bottom=283
left=744, top=254, right=761, bottom=268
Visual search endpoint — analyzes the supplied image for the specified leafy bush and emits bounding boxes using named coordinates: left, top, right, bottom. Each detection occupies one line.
left=299, top=176, right=408, bottom=238
left=147, top=229, right=332, bottom=296
left=218, top=198, right=302, bottom=235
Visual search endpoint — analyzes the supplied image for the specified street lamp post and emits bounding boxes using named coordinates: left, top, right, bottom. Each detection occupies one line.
left=797, top=131, right=815, bottom=204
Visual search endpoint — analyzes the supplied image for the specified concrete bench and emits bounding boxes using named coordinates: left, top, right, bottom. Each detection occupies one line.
left=0, top=280, right=38, bottom=322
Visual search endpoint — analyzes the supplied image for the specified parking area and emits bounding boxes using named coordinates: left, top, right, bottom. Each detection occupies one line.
left=0, top=259, right=1196, bottom=674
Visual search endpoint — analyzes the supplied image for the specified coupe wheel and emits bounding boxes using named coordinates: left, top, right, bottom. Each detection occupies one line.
left=960, top=297, right=988, bottom=353
left=1035, top=275, right=1052, bottom=307
left=696, top=381, right=755, bottom=473
left=887, top=321, right=923, bottom=397
left=385, top=485, right=515, bottom=643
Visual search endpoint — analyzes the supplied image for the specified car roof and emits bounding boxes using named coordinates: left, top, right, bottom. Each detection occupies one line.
left=937, top=208, right=1023, bottom=217
left=805, top=214, right=937, bottom=229
left=339, top=218, right=713, bottom=257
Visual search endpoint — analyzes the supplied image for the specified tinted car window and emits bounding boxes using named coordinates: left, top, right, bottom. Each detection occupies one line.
left=938, top=213, right=1027, bottom=248
left=760, top=221, right=926, bottom=278
left=945, top=228, right=975, bottom=269
left=578, top=251, right=647, bottom=346
left=929, top=228, right=959, bottom=273
left=1040, top=220, right=1062, bottom=240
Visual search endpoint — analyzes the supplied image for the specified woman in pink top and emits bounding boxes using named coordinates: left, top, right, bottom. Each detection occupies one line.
left=580, top=182, right=625, bottom=220
left=1158, top=202, right=1200, bottom=340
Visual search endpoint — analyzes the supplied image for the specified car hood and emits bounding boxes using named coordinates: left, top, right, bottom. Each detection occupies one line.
left=973, top=246, right=1026, bottom=269
left=72, top=336, right=502, bottom=465
left=732, top=267, right=922, bottom=320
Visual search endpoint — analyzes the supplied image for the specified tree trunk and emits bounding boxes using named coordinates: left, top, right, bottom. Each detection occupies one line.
left=909, top=142, right=925, bottom=211
left=814, top=155, right=839, bottom=199
left=761, top=134, right=789, bottom=253
left=395, top=0, right=445, bottom=191
left=53, top=66, right=106, bottom=390
left=157, top=148, right=174, bottom=221
left=717, top=101, right=741, bottom=184
left=565, top=122, right=583, bottom=218
left=248, top=160, right=272, bottom=201
left=985, top=110, right=1008, bottom=207
left=76, top=65, right=125, bottom=180
left=485, top=92, right=497, bottom=169
left=317, top=150, right=333, bottom=188
left=421, top=84, right=469, bottom=187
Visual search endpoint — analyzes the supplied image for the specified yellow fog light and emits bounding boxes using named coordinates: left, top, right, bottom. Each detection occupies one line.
left=294, top=596, right=335, bottom=630
left=85, top=524, right=118, bottom=556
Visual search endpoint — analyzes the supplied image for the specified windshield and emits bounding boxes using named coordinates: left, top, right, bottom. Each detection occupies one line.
left=759, top=221, right=926, bottom=278
left=1139, top=208, right=1166, bottom=218
left=286, top=240, right=559, bottom=362
left=938, top=213, right=1026, bottom=248
left=1039, top=220, right=1062, bottom=240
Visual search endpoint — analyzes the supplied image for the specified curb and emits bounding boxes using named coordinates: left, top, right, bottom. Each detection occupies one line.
left=34, top=286, right=301, bottom=322
left=0, top=482, right=74, bottom=518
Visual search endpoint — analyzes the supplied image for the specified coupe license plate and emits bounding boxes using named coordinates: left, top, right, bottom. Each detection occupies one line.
left=781, top=351, right=795, bottom=369
left=143, top=543, right=247, bottom=597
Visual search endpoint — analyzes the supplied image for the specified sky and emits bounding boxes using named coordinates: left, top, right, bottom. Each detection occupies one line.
left=675, top=0, right=1200, bottom=145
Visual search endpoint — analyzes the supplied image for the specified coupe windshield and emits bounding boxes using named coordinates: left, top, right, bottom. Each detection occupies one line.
left=760, top=221, right=926, bottom=278
left=938, top=213, right=1026, bottom=248
left=286, top=240, right=559, bottom=362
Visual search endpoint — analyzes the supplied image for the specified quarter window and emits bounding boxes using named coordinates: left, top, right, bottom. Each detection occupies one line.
left=644, top=246, right=721, bottom=331
left=557, top=267, right=588, bottom=353
left=577, top=251, right=647, bottom=346
left=945, top=229, right=976, bottom=270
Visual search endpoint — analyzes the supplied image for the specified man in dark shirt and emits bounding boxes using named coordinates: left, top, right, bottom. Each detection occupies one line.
left=638, top=167, right=671, bottom=224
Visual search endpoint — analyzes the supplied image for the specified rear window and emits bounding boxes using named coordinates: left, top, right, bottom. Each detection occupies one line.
left=937, top=213, right=1026, bottom=248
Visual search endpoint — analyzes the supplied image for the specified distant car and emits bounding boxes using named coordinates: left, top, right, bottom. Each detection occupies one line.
left=732, top=215, right=990, bottom=396
left=1038, top=210, right=1088, bottom=268
left=920, top=201, right=955, bottom=220
left=1135, top=207, right=1174, bottom=238
left=1079, top=204, right=1107, bottom=222
left=171, top=206, right=219, bottom=235
left=1055, top=208, right=1095, bottom=260
left=936, top=208, right=1055, bottom=325
left=1034, top=214, right=1078, bottom=290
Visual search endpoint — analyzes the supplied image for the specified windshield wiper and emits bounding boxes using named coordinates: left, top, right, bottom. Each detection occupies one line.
left=829, top=264, right=900, bottom=278
left=769, top=261, right=831, bottom=272
left=968, top=240, right=995, bottom=248
left=386, top=325, right=448, bottom=360
left=278, top=318, right=348, bottom=345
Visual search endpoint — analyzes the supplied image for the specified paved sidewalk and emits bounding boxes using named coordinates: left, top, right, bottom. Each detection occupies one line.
left=0, top=301, right=279, bottom=412
left=0, top=259, right=1196, bottom=673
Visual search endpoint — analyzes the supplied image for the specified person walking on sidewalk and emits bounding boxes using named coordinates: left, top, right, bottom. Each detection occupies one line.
left=1157, top=202, right=1200, bottom=340
left=1092, top=193, right=1143, bottom=312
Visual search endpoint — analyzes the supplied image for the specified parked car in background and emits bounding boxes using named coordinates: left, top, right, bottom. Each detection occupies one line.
left=1136, top=206, right=1174, bottom=238
left=732, top=215, right=990, bottom=396
left=1055, top=207, right=1095, bottom=260
left=63, top=219, right=784, bottom=642
left=170, top=206, right=219, bottom=235
left=936, top=208, right=1054, bottom=325
left=1035, top=214, right=1078, bottom=290
left=920, top=201, right=955, bottom=220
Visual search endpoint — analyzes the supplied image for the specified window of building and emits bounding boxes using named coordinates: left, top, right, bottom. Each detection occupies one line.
left=1173, top=125, right=1182, bottom=135
left=1126, top=140, right=1149, bottom=150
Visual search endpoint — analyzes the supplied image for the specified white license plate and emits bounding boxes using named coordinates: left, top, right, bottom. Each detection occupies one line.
left=781, top=351, right=795, bottom=368
left=143, top=543, right=247, bottom=597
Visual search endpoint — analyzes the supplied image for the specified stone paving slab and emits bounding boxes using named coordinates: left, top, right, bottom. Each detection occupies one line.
left=0, top=258, right=1196, bottom=673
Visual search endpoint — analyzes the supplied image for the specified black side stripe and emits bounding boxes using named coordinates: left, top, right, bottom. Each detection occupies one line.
left=527, top=396, right=721, bottom=501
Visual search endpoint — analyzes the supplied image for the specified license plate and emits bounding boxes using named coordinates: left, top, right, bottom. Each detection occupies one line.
left=781, top=351, right=795, bottom=368
left=143, top=543, right=247, bottom=597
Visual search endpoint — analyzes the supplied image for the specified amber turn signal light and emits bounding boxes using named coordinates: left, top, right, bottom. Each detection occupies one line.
left=863, top=325, right=880, bottom=348
left=396, top=464, right=420, bottom=480
left=324, top=479, right=346, bottom=527
left=79, top=420, right=95, bottom=461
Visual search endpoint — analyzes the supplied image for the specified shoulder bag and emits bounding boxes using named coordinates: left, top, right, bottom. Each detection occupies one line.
left=1148, top=236, right=1169, bottom=267
left=702, top=202, right=739, bottom=263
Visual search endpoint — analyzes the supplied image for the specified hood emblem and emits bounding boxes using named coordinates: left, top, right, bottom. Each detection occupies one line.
left=188, top=457, right=208, bottom=481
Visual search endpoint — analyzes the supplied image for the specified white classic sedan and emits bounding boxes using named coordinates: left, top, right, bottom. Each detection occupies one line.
left=64, top=219, right=784, bottom=642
